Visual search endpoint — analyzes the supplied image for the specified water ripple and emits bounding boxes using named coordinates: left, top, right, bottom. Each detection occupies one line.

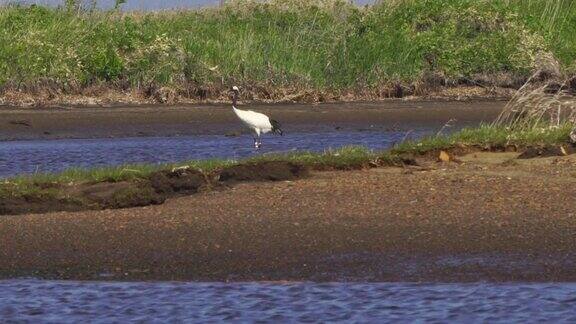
left=0, top=129, right=432, bottom=178
left=2, top=280, right=576, bottom=323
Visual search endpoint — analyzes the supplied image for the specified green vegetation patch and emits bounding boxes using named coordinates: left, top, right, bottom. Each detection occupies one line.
left=392, top=123, right=573, bottom=154
left=0, top=0, right=574, bottom=98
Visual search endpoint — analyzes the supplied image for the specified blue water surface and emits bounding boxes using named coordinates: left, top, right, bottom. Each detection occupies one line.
left=0, top=129, right=431, bottom=177
left=2, top=280, right=576, bottom=323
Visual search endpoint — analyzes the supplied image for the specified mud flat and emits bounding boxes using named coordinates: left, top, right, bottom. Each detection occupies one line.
left=0, top=161, right=310, bottom=215
left=0, top=100, right=505, bottom=140
left=1, top=151, right=576, bottom=282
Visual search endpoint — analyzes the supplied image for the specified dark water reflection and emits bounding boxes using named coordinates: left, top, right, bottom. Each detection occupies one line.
left=0, top=129, right=432, bottom=178
left=2, top=280, right=576, bottom=323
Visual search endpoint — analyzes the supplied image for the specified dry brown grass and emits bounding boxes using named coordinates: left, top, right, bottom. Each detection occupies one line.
left=494, top=53, right=576, bottom=135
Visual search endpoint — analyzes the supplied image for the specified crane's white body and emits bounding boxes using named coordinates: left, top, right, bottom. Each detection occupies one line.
left=231, top=86, right=281, bottom=148
left=233, top=106, right=273, bottom=137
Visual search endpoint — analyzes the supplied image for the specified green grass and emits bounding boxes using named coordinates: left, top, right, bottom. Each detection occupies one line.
left=3, top=158, right=237, bottom=187
left=392, top=123, right=573, bottom=154
left=0, top=0, right=574, bottom=98
left=245, top=146, right=376, bottom=169
left=507, top=0, right=576, bottom=71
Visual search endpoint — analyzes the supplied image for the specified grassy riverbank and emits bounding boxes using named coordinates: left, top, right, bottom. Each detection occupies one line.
left=4, top=123, right=574, bottom=184
left=5, top=123, right=573, bottom=183
left=0, top=125, right=567, bottom=182
left=1, top=123, right=573, bottom=215
left=1, top=0, right=575, bottom=104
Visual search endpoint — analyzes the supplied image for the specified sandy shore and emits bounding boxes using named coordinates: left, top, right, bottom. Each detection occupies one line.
left=0, top=100, right=505, bottom=140
left=1, top=152, right=576, bottom=282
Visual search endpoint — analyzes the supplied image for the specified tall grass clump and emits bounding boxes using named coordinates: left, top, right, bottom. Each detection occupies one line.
left=493, top=49, right=576, bottom=139
left=494, top=78, right=576, bottom=131
left=0, top=0, right=574, bottom=102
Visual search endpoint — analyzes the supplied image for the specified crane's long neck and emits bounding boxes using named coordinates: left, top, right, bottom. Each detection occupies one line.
left=232, top=91, right=238, bottom=110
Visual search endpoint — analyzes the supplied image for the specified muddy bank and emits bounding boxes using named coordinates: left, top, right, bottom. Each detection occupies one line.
left=1, top=143, right=573, bottom=215
left=0, top=100, right=505, bottom=141
left=1, top=151, right=576, bottom=282
left=0, top=161, right=309, bottom=216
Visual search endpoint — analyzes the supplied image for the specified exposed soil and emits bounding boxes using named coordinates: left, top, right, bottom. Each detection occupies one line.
left=0, top=161, right=310, bottom=216
left=77, top=181, right=166, bottom=210
left=1, top=151, right=576, bottom=282
left=218, top=161, right=309, bottom=183
left=0, top=192, right=87, bottom=216
left=517, top=145, right=575, bottom=159
left=149, top=168, right=208, bottom=195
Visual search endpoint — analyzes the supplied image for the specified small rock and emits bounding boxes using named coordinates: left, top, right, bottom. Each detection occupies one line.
left=171, top=165, right=191, bottom=173
left=368, top=161, right=379, bottom=167
left=438, top=150, right=450, bottom=162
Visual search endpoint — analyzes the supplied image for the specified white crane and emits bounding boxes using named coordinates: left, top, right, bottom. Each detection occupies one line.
left=230, top=86, right=283, bottom=149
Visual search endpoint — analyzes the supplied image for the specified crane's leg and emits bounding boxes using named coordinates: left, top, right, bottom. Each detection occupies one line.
left=255, top=129, right=262, bottom=149
left=252, top=135, right=259, bottom=149
left=251, top=129, right=260, bottom=149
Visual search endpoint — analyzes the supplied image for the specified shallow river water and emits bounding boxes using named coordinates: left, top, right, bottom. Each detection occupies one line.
left=0, top=129, right=432, bottom=178
left=2, top=280, right=576, bottom=323
left=0, top=100, right=505, bottom=178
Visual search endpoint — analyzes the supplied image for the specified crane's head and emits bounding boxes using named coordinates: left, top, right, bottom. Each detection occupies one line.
left=230, top=86, right=240, bottom=105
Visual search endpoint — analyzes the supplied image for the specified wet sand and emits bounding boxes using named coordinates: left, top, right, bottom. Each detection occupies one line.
left=0, top=100, right=505, bottom=140
left=1, top=152, right=576, bottom=282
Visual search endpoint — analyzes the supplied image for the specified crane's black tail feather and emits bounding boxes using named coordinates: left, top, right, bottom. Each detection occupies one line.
left=270, top=119, right=283, bottom=136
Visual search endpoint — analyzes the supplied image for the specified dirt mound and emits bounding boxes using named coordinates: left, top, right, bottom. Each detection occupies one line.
left=149, top=168, right=207, bottom=195
left=0, top=162, right=311, bottom=216
left=0, top=181, right=168, bottom=216
left=79, top=181, right=165, bottom=209
left=218, top=161, right=309, bottom=183
left=0, top=194, right=86, bottom=216
left=517, top=145, right=575, bottom=159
